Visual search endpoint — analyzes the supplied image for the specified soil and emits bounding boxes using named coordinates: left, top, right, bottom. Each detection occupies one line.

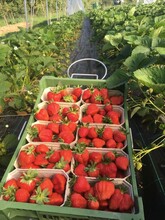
left=0, top=22, right=26, bottom=36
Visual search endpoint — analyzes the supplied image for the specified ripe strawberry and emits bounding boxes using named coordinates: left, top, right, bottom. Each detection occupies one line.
left=94, top=180, right=115, bottom=201
left=100, top=88, right=109, bottom=100
left=101, top=127, right=113, bottom=140
left=73, top=176, right=90, bottom=193
left=18, top=145, right=35, bottom=167
left=15, top=188, right=30, bottom=202
left=93, top=114, right=103, bottom=123
left=90, top=92, right=103, bottom=104
left=34, top=153, right=49, bottom=167
left=88, top=152, right=102, bottom=164
left=101, top=162, right=117, bottom=178
left=87, top=127, right=98, bottom=139
left=84, top=187, right=95, bottom=199
left=113, top=129, right=126, bottom=143
left=67, top=121, right=77, bottom=132
left=71, top=193, right=87, bottom=208
left=119, top=193, right=134, bottom=212
left=87, top=196, right=100, bottom=210
left=98, top=108, right=106, bottom=116
left=86, top=104, right=99, bottom=115
left=60, top=123, right=70, bottom=132
left=63, top=94, right=77, bottom=103
left=52, top=173, right=67, bottom=194
left=104, top=151, right=116, bottom=162
left=38, top=128, right=53, bottom=142
left=110, top=95, right=124, bottom=105
left=81, top=115, right=93, bottom=123
left=17, top=170, right=38, bottom=193
left=47, top=91, right=61, bottom=102
left=39, top=178, right=54, bottom=196
left=77, top=137, right=91, bottom=145
left=47, top=122, right=60, bottom=134
left=60, top=146, right=72, bottom=163
left=55, top=157, right=70, bottom=172
left=60, top=88, right=69, bottom=98
left=72, top=87, right=82, bottom=98
left=47, top=102, right=60, bottom=116
left=46, top=192, right=64, bottom=206
left=35, top=108, right=49, bottom=121
left=116, top=142, right=124, bottom=149
left=78, top=126, right=89, bottom=138
left=2, top=179, right=18, bottom=201
left=82, top=89, right=92, bottom=101
left=48, top=150, right=60, bottom=163
left=3, top=179, right=18, bottom=190
left=74, top=164, right=87, bottom=176
left=92, top=138, right=105, bottom=148
left=58, top=131, right=75, bottom=144
left=73, top=143, right=89, bottom=165
left=115, top=155, right=129, bottom=171
left=109, top=188, right=123, bottom=211
left=20, top=163, right=40, bottom=169
left=104, top=104, right=113, bottom=112
left=105, top=139, right=117, bottom=148
left=49, top=113, right=62, bottom=122
left=35, top=144, right=49, bottom=154
left=99, top=200, right=109, bottom=210
left=106, top=111, right=120, bottom=124
left=62, top=106, right=70, bottom=116
left=85, top=162, right=100, bottom=178
left=67, top=112, right=79, bottom=122
left=31, top=124, right=46, bottom=133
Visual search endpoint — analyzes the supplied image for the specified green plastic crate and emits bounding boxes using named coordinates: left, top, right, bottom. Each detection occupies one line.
left=0, top=76, right=145, bottom=220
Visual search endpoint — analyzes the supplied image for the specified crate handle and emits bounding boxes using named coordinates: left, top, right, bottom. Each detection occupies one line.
left=67, top=58, right=107, bottom=79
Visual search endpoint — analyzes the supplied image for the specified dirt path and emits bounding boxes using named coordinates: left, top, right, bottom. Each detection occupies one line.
left=0, top=22, right=26, bottom=36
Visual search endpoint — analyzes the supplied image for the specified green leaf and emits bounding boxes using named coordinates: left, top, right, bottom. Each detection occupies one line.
left=132, top=46, right=150, bottom=55
left=106, top=69, right=130, bottom=89
left=3, top=134, right=18, bottom=151
left=0, top=44, right=11, bottom=66
left=134, top=66, right=165, bottom=93
left=155, top=47, right=165, bottom=56
left=130, top=106, right=141, bottom=118
left=0, top=81, right=12, bottom=93
left=104, top=33, right=122, bottom=48
left=128, top=7, right=136, bottom=17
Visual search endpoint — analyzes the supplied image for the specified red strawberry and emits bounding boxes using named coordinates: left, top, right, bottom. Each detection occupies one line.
left=39, top=178, right=54, bottom=196
left=98, top=108, right=106, bottom=116
left=101, top=162, right=117, bottom=178
left=73, top=176, right=90, bottom=193
left=104, top=151, right=116, bottom=162
left=99, top=200, right=109, bottom=210
left=49, top=113, right=62, bottom=122
left=2, top=179, right=18, bottom=201
left=115, top=155, right=129, bottom=171
left=77, top=137, right=91, bottom=145
left=60, top=146, right=72, bottom=163
left=105, top=139, right=117, bottom=148
left=62, top=107, right=70, bottom=116
left=46, top=192, right=64, bottom=206
left=104, top=104, right=113, bottom=112
left=106, top=111, right=120, bottom=124
left=3, top=179, right=18, bottom=190
left=67, top=112, right=79, bottom=122
left=15, top=188, right=30, bottom=202
left=48, top=150, right=60, bottom=163
left=101, top=127, right=113, bottom=141
left=60, top=123, right=70, bottom=132
left=63, top=94, right=77, bottom=103
left=35, top=144, right=49, bottom=154
left=72, top=87, right=82, bottom=98
left=74, top=163, right=87, bottom=176
left=47, top=102, right=60, bottom=116
left=84, top=187, right=95, bottom=199
left=38, top=128, right=53, bottom=142
left=81, top=115, right=93, bottom=123
left=87, top=196, right=100, bottom=210
left=116, top=142, right=124, bottom=149
left=90, top=92, right=103, bottom=104
left=55, top=157, right=70, bottom=172
left=17, top=170, right=38, bottom=193
left=100, top=88, right=109, bottom=100
left=88, top=152, right=102, bottom=164
left=35, top=109, right=49, bottom=121
left=73, top=143, right=89, bottom=165
left=34, top=153, right=49, bottom=167
left=47, top=122, right=60, bottom=134
left=92, top=138, right=105, bottom=148
left=93, top=114, right=103, bottom=123
left=85, top=162, right=100, bottom=178
left=113, top=129, right=126, bottom=142
left=94, top=180, right=115, bottom=201
left=52, top=173, right=67, bottom=194
left=31, top=124, right=46, bottom=133
left=20, top=163, right=40, bottom=169
left=119, top=193, right=134, bottom=212
left=110, top=95, right=124, bottom=105
left=86, top=104, right=99, bottom=115
left=87, top=127, right=98, bottom=139
left=47, top=91, right=61, bottom=102
left=109, top=188, right=123, bottom=211
left=78, top=126, right=89, bottom=138
left=18, top=145, right=35, bottom=167
left=82, top=89, right=92, bottom=101
left=58, top=131, right=75, bottom=144
left=67, top=121, right=77, bottom=132
left=71, top=193, right=87, bottom=208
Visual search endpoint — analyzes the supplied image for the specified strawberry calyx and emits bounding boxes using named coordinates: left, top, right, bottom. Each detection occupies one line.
left=73, top=143, right=87, bottom=154
left=22, top=145, right=35, bottom=155
left=30, top=187, right=50, bottom=204
left=63, top=95, right=74, bottom=103
left=20, top=170, right=38, bottom=184
left=85, top=161, right=97, bottom=172
left=2, top=186, right=16, bottom=201
left=54, top=157, right=68, bottom=169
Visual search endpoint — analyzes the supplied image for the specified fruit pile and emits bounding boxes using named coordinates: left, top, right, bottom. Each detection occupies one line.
left=77, top=125, right=126, bottom=149
left=72, top=147, right=129, bottom=179
left=15, top=143, right=72, bottom=172
left=26, top=121, right=77, bottom=144
left=70, top=176, right=134, bottom=212
left=1, top=170, right=68, bottom=205
left=35, top=103, right=80, bottom=123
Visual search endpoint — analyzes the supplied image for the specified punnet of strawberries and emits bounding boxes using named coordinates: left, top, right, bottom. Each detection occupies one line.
left=82, top=87, right=124, bottom=105
left=69, top=176, right=134, bottom=212
left=77, top=125, right=126, bottom=149
left=15, top=143, right=73, bottom=172
left=81, top=103, right=124, bottom=125
left=41, top=86, right=83, bottom=103
left=26, top=121, right=77, bottom=144
left=34, top=102, right=80, bottom=123
left=1, top=169, right=68, bottom=206
left=72, top=146, right=130, bottom=179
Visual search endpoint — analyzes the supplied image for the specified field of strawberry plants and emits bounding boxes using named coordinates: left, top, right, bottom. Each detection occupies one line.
left=0, top=1, right=165, bottom=220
